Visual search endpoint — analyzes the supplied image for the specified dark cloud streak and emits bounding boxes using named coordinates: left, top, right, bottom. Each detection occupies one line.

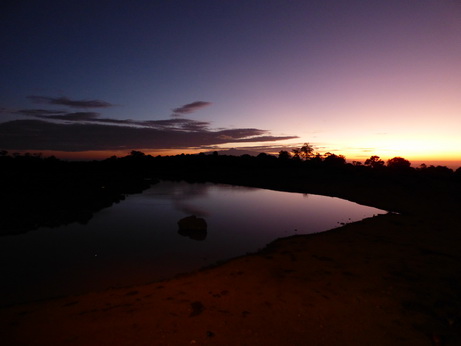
left=17, top=109, right=67, bottom=117
left=12, top=107, right=210, bottom=131
left=0, top=120, right=297, bottom=152
left=2, top=97, right=297, bottom=153
left=27, top=96, right=113, bottom=108
left=38, top=112, right=101, bottom=121
left=172, top=101, right=211, bottom=116
left=143, top=119, right=210, bottom=131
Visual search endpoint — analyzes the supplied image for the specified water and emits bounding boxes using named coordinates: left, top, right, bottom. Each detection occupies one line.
left=0, top=181, right=385, bottom=306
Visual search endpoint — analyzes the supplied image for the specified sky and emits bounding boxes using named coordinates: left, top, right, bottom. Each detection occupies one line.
left=1, top=0, right=460, bottom=166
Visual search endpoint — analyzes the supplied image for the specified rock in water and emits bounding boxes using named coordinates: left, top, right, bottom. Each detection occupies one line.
left=177, top=215, right=207, bottom=231
left=177, top=215, right=208, bottom=241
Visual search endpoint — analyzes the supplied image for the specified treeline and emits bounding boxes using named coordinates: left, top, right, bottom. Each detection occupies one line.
left=279, top=143, right=459, bottom=178
left=0, top=151, right=152, bottom=235
left=1, top=147, right=460, bottom=235
left=109, top=147, right=461, bottom=181
left=1, top=148, right=460, bottom=180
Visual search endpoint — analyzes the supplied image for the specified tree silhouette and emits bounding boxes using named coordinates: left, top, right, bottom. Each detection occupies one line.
left=129, top=150, right=147, bottom=158
left=364, top=155, right=385, bottom=169
left=291, top=148, right=301, bottom=160
left=387, top=157, right=411, bottom=170
left=278, top=150, right=291, bottom=160
left=292, top=143, right=314, bottom=161
left=300, top=143, right=314, bottom=160
left=418, top=165, right=453, bottom=179
left=323, top=152, right=346, bottom=167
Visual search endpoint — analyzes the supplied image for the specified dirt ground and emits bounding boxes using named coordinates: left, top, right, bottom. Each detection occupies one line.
left=1, top=182, right=461, bottom=345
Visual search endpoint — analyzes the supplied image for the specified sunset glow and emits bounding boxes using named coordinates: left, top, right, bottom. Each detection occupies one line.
left=1, top=1, right=460, bottom=167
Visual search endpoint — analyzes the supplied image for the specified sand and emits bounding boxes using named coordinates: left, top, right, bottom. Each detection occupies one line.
left=1, top=182, right=461, bottom=345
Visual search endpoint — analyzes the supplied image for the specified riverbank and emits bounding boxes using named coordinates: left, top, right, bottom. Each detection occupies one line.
left=1, top=177, right=461, bottom=345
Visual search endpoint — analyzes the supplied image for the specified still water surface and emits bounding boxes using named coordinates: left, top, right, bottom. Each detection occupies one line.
left=0, top=181, right=385, bottom=306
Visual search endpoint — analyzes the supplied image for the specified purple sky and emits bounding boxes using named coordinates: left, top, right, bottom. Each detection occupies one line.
left=1, top=0, right=460, bottom=164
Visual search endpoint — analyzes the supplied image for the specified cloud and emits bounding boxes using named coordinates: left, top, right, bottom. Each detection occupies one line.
left=17, top=109, right=67, bottom=117
left=0, top=120, right=298, bottom=152
left=27, top=96, right=113, bottom=108
left=11, top=106, right=212, bottom=131
left=45, top=112, right=101, bottom=121
left=172, top=101, right=212, bottom=116
left=21, top=110, right=101, bottom=121
left=2, top=97, right=297, bottom=153
left=143, top=119, right=210, bottom=131
left=215, top=128, right=266, bottom=139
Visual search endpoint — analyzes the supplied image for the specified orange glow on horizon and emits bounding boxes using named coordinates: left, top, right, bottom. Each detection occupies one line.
left=9, top=148, right=460, bottom=169
left=7, top=148, right=205, bottom=161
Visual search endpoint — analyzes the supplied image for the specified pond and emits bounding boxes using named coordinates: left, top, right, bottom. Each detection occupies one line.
left=0, top=181, right=386, bottom=306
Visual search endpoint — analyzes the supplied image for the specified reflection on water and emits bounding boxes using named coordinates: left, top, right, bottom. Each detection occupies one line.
left=0, top=181, right=385, bottom=306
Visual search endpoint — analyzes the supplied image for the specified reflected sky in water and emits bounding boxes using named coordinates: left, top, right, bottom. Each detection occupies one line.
left=0, top=181, right=385, bottom=306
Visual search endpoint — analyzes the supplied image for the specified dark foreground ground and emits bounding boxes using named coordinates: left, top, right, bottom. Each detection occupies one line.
left=1, top=155, right=461, bottom=345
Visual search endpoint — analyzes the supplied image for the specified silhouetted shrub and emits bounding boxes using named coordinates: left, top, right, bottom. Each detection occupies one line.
left=387, top=157, right=411, bottom=170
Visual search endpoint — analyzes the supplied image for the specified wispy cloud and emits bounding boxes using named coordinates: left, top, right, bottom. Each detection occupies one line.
left=10, top=107, right=211, bottom=131
left=172, top=101, right=211, bottom=116
left=16, top=109, right=67, bottom=117
left=143, top=119, right=210, bottom=131
left=45, top=112, right=101, bottom=121
left=20, top=110, right=101, bottom=121
left=27, top=96, right=113, bottom=108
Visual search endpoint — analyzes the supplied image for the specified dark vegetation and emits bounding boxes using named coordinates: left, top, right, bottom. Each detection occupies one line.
left=1, top=145, right=460, bottom=236
left=2, top=146, right=461, bottom=344
left=0, top=151, right=152, bottom=235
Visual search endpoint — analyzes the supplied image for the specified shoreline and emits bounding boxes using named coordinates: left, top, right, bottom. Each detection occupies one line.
left=0, top=180, right=386, bottom=309
left=1, top=179, right=461, bottom=345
